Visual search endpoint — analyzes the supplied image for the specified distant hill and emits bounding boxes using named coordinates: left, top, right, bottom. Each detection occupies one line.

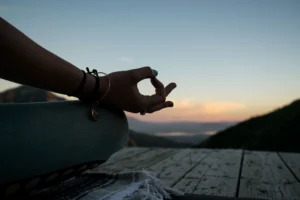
left=127, top=116, right=235, bottom=135
left=198, top=100, right=300, bottom=152
left=128, top=130, right=193, bottom=148
left=127, top=117, right=235, bottom=148
left=126, top=115, right=236, bottom=148
left=0, top=86, right=64, bottom=103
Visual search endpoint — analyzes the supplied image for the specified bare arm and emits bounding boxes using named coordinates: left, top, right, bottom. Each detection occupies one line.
left=0, top=17, right=96, bottom=96
left=0, top=17, right=176, bottom=113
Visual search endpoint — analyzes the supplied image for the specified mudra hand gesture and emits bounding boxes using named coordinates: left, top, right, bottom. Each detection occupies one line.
left=102, top=66, right=176, bottom=114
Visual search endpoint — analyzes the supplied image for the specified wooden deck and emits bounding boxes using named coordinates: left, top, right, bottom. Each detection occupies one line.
left=87, top=147, right=300, bottom=200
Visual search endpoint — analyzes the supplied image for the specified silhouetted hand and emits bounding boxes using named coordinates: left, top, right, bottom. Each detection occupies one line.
left=101, top=66, right=176, bottom=114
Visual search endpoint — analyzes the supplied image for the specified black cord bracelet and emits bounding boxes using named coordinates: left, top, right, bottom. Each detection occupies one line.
left=68, top=67, right=110, bottom=121
left=86, top=67, right=101, bottom=102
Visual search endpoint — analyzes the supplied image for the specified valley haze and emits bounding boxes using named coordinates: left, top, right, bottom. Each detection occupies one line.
left=127, top=116, right=236, bottom=135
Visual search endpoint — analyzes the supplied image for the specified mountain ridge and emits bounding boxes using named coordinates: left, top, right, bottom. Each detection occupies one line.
left=198, top=99, right=300, bottom=152
left=127, top=116, right=236, bottom=135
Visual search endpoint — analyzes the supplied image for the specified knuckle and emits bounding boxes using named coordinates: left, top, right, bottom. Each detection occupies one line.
left=160, top=96, right=166, bottom=103
left=130, top=70, right=139, bottom=81
left=145, top=66, right=152, bottom=71
left=142, top=66, right=151, bottom=71
left=142, top=66, right=153, bottom=75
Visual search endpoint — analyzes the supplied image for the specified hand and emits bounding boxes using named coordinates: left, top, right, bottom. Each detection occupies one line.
left=100, top=66, right=176, bottom=113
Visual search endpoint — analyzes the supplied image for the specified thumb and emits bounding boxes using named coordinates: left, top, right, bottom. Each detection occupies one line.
left=131, top=66, right=156, bottom=82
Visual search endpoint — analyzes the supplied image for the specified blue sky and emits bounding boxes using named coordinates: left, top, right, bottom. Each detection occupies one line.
left=1, top=0, right=300, bottom=122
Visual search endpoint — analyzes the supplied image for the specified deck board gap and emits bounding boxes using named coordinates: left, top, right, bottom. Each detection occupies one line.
left=235, top=149, right=245, bottom=197
left=277, top=152, right=300, bottom=183
left=170, top=151, right=211, bottom=188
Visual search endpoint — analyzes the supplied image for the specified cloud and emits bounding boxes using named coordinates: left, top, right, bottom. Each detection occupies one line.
left=202, top=102, right=246, bottom=114
left=119, top=56, right=135, bottom=63
left=127, top=99, right=248, bottom=122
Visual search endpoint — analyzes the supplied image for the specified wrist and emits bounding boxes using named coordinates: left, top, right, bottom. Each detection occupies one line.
left=84, top=74, right=96, bottom=94
left=75, top=73, right=95, bottom=100
left=73, top=68, right=110, bottom=103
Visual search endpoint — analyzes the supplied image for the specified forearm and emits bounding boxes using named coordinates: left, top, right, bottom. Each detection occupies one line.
left=0, top=17, right=96, bottom=97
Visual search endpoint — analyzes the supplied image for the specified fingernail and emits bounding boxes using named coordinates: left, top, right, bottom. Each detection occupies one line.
left=152, top=69, right=158, bottom=77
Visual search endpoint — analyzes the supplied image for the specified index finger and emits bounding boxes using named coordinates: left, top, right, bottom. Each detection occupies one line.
left=151, top=77, right=166, bottom=97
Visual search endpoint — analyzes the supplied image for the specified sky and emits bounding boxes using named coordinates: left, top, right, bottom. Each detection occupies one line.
left=1, top=0, right=300, bottom=122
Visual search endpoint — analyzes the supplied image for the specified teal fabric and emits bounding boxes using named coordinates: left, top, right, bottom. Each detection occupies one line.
left=0, top=101, right=128, bottom=184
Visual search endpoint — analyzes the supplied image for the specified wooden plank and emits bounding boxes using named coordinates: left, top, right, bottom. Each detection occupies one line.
left=172, top=178, right=199, bottom=194
left=175, top=176, right=238, bottom=197
left=239, top=178, right=300, bottom=200
left=147, top=148, right=211, bottom=187
left=241, top=151, right=296, bottom=182
left=86, top=148, right=178, bottom=174
left=279, top=152, right=300, bottom=181
left=239, top=151, right=300, bottom=199
left=186, top=149, right=242, bottom=178
left=174, top=149, right=242, bottom=197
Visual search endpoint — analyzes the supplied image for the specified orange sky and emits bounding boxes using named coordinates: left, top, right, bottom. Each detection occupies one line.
left=126, top=99, right=282, bottom=122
